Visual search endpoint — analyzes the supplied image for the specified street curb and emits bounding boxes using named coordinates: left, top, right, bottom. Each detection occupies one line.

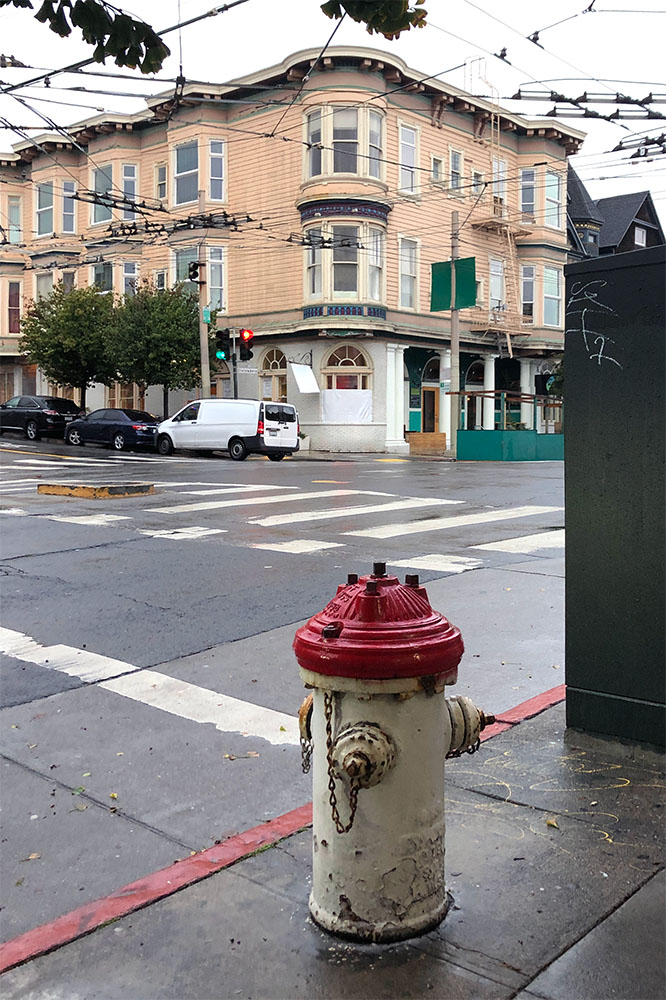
left=0, top=686, right=567, bottom=975
left=36, top=483, right=155, bottom=499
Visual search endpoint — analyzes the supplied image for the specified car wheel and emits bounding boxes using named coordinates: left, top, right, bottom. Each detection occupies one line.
left=157, top=434, right=174, bottom=456
left=229, top=438, right=248, bottom=461
left=111, top=432, right=125, bottom=451
left=66, top=428, right=83, bottom=446
left=25, top=420, right=39, bottom=441
left=267, top=453, right=284, bottom=461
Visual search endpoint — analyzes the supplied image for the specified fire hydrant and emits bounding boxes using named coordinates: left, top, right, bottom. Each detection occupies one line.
left=294, top=562, right=494, bottom=943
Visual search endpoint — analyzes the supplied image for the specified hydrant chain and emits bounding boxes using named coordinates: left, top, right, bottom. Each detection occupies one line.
left=324, top=690, right=361, bottom=834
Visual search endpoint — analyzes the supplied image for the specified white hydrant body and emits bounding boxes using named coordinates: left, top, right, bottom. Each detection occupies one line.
left=294, top=565, right=492, bottom=944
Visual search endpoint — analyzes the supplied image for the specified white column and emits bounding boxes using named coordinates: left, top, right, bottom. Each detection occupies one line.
left=385, top=343, right=409, bottom=453
left=439, top=348, right=451, bottom=445
left=482, top=355, right=497, bottom=430
left=520, top=359, right=534, bottom=429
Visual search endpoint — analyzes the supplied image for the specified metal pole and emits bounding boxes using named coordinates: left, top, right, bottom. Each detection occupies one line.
left=449, top=210, right=460, bottom=458
left=231, top=328, right=238, bottom=399
left=198, top=190, right=211, bottom=398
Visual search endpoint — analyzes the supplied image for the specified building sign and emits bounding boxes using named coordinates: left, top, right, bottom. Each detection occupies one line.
left=430, top=258, right=477, bottom=311
left=409, top=386, right=422, bottom=409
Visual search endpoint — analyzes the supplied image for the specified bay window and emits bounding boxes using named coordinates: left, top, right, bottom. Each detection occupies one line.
left=521, top=169, right=535, bottom=219
left=174, top=142, right=198, bottom=205
left=306, top=110, right=322, bottom=177
left=123, top=261, right=138, bottom=296
left=306, top=227, right=322, bottom=297
left=122, top=164, right=137, bottom=220
left=36, top=182, right=53, bottom=235
left=450, top=149, right=462, bottom=191
left=545, top=171, right=562, bottom=228
left=521, top=265, right=535, bottom=322
left=210, top=140, right=224, bottom=200
left=36, top=272, right=53, bottom=299
left=399, top=125, right=417, bottom=193
left=543, top=266, right=562, bottom=326
left=368, top=228, right=383, bottom=301
left=8, top=196, right=21, bottom=243
left=175, top=247, right=198, bottom=292
left=399, top=238, right=418, bottom=309
left=332, top=224, right=358, bottom=294
left=156, top=164, right=167, bottom=201
left=92, top=165, right=113, bottom=223
left=209, top=246, right=224, bottom=309
left=368, top=111, right=382, bottom=178
left=8, top=281, right=21, bottom=333
left=303, top=221, right=385, bottom=302
left=333, top=108, right=358, bottom=173
left=62, top=181, right=76, bottom=233
left=93, top=262, right=113, bottom=292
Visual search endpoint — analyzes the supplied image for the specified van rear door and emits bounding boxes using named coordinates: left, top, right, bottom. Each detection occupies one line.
left=263, top=403, right=298, bottom=450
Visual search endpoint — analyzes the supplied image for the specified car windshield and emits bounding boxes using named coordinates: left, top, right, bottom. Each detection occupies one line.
left=42, top=398, right=80, bottom=414
left=123, top=409, right=157, bottom=422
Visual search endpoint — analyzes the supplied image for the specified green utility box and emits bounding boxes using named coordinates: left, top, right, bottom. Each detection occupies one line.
left=564, top=246, right=665, bottom=745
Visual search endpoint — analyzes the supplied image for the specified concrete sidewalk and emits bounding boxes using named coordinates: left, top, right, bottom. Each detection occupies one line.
left=1, top=701, right=663, bottom=1000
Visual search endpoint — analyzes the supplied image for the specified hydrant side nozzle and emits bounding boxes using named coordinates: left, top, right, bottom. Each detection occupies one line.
left=445, top=695, right=493, bottom=758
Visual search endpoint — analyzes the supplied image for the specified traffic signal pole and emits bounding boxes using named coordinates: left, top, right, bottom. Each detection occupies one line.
left=231, top=328, right=238, bottom=398
left=449, top=210, right=460, bottom=459
left=198, top=190, right=211, bottom=398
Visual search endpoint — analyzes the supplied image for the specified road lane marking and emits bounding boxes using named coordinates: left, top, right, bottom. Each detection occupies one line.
left=147, top=488, right=390, bottom=514
left=0, top=507, right=27, bottom=515
left=48, top=514, right=131, bottom=526
left=389, top=554, right=483, bottom=574
left=250, top=539, right=344, bottom=554
left=472, top=529, right=565, bottom=553
left=249, top=496, right=462, bottom=528
left=345, top=505, right=563, bottom=539
left=177, top=484, right=300, bottom=495
left=137, top=526, right=226, bottom=540
left=100, top=671, right=299, bottom=745
left=0, top=627, right=138, bottom=683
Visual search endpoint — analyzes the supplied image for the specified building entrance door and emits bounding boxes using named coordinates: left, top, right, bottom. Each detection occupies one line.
left=422, top=387, right=439, bottom=432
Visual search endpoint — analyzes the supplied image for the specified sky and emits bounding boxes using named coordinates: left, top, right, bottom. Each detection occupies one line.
left=1, top=0, right=664, bottom=222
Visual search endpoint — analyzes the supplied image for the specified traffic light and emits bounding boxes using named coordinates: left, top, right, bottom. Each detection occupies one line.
left=188, top=260, right=204, bottom=283
left=239, top=328, right=254, bottom=362
left=215, top=328, right=231, bottom=361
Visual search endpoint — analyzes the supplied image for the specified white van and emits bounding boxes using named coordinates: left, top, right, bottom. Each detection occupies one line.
left=156, top=398, right=299, bottom=461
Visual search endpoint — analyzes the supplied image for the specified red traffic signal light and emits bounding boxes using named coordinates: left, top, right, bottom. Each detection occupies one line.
left=240, top=328, right=254, bottom=343
left=239, top=328, right=254, bottom=362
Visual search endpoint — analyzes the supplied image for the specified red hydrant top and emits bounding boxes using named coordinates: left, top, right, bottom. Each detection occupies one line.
left=293, top=563, right=464, bottom=682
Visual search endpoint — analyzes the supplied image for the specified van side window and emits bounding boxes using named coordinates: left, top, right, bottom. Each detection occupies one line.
left=279, top=406, right=296, bottom=422
left=265, top=405, right=280, bottom=421
left=178, top=403, right=200, bottom=422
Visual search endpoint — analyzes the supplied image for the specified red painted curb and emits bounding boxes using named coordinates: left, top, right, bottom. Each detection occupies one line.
left=0, top=803, right=313, bottom=976
left=0, top=685, right=567, bottom=976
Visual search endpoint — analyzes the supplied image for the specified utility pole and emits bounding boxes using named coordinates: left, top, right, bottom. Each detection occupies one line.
left=449, top=210, right=460, bottom=459
left=198, top=189, right=211, bottom=398
left=231, top=328, right=238, bottom=398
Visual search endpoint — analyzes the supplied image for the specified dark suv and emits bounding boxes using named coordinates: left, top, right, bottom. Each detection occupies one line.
left=0, top=395, right=83, bottom=440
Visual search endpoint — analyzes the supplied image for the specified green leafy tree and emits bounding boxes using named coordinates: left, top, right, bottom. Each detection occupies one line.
left=19, top=282, right=116, bottom=410
left=550, top=360, right=564, bottom=396
left=113, top=281, right=208, bottom=418
left=0, top=0, right=428, bottom=73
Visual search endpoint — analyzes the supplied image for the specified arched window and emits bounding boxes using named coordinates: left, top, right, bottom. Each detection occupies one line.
left=212, top=359, right=232, bottom=399
left=260, top=348, right=287, bottom=402
left=422, top=356, right=439, bottom=382
left=322, top=345, right=372, bottom=390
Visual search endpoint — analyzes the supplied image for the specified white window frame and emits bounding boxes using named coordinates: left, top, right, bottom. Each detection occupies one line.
left=209, top=245, right=224, bottom=310
left=35, top=271, right=53, bottom=300
left=7, top=279, right=22, bottom=333
left=303, top=106, right=385, bottom=182
left=61, top=270, right=75, bottom=292
left=635, top=225, right=647, bottom=247
left=322, top=344, right=372, bottom=391
left=92, top=261, right=113, bottom=293
left=368, top=110, right=382, bottom=180
left=399, top=236, right=418, bottom=310
left=399, top=124, right=418, bottom=195
left=543, top=266, right=562, bottom=327
left=8, top=195, right=22, bottom=243
left=306, top=108, right=323, bottom=178
left=123, top=261, right=138, bottom=296
left=492, top=158, right=507, bottom=216
left=62, top=180, right=76, bottom=233
left=472, top=170, right=485, bottom=197
left=332, top=107, right=359, bottom=175
left=156, top=164, right=167, bottom=202
left=209, top=140, right=225, bottom=201
left=521, top=264, right=535, bottom=324
left=174, top=141, right=199, bottom=207
left=173, top=247, right=198, bottom=289
left=520, top=169, right=536, bottom=219
left=122, top=164, right=137, bottom=221
left=36, top=181, right=53, bottom=236
left=92, top=164, right=113, bottom=224
left=368, top=226, right=384, bottom=302
left=544, top=171, right=563, bottom=229
left=449, top=148, right=463, bottom=193
left=306, top=227, right=322, bottom=299
left=332, top=223, right=359, bottom=298
left=431, top=156, right=444, bottom=183
left=489, top=257, right=505, bottom=311
left=154, top=269, right=167, bottom=290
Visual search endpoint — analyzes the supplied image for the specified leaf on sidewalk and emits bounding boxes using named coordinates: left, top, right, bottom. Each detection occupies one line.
left=109, top=792, right=118, bottom=799
left=20, top=853, right=41, bottom=861
left=546, top=817, right=559, bottom=829
left=72, top=786, right=85, bottom=795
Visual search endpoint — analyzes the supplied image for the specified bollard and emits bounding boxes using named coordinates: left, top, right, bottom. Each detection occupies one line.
left=294, top=563, right=493, bottom=943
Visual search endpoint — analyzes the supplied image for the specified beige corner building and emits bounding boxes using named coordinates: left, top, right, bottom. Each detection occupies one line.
left=0, top=47, right=584, bottom=452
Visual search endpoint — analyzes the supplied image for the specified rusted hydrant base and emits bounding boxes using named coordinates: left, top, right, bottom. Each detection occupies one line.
left=309, top=890, right=452, bottom=943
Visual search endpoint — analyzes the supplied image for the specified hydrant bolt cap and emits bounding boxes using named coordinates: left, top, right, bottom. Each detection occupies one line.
left=372, top=561, right=387, bottom=578
left=293, top=571, right=463, bottom=681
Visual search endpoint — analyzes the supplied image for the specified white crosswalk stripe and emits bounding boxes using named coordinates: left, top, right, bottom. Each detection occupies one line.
left=147, top=488, right=390, bottom=515
left=389, top=555, right=483, bottom=574
left=345, top=505, right=563, bottom=539
left=472, top=529, right=565, bottom=553
left=249, top=496, right=461, bottom=528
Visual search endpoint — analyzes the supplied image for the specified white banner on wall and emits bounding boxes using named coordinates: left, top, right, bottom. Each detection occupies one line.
left=289, top=363, right=320, bottom=393
left=322, top=389, right=372, bottom=424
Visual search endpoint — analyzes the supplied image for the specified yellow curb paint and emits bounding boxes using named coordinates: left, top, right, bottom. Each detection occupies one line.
left=311, top=480, right=351, bottom=484
left=37, top=483, right=155, bottom=499
left=1, top=446, right=88, bottom=461
left=375, top=458, right=408, bottom=463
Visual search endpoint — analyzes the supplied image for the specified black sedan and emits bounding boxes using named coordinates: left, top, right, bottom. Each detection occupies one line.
left=65, top=408, right=159, bottom=451
left=0, top=395, right=83, bottom=440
